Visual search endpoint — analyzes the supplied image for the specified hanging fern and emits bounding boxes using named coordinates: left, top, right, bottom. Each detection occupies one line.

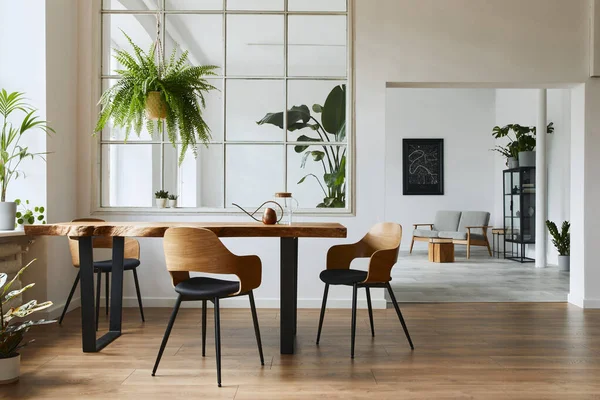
left=95, top=31, right=218, bottom=164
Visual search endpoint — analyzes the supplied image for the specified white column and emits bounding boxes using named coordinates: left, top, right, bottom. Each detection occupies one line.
left=535, top=89, right=547, bottom=268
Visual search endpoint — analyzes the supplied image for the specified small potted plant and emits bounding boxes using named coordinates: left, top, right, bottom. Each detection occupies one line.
left=491, top=123, right=554, bottom=168
left=167, top=194, right=178, bottom=208
left=14, top=199, right=45, bottom=228
left=1, top=260, right=55, bottom=384
left=546, top=220, right=570, bottom=271
left=154, top=190, right=169, bottom=208
left=0, top=90, right=54, bottom=230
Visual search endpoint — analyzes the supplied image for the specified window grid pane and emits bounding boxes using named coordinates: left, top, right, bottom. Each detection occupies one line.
left=99, top=1, right=350, bottom=211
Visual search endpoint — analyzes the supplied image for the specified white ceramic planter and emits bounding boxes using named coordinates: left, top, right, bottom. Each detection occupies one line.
left=518, top=151, right=536, bottom=167
left=155, top=198, right=167, bottom=208
left=0, top=202, right=16, bottom=230
left=0, top=354, right=20, bottom=384
left=507, top=157, right=519, bottom=169
left=168, top=199, right=177, bottom=208
left=558, top=255, right=570, bottom=271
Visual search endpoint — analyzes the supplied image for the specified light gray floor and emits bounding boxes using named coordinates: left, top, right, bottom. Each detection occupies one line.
left=390, top=248, right=569, bottom=302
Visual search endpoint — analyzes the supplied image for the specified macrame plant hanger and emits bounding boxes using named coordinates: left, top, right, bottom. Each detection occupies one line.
left=146, top=13, right=167, bottom=121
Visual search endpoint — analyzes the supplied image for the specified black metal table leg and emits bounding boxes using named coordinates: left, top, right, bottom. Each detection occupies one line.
left=79, top=237, right=97, bottom=352
left=78, top=236, right=124, bottom=352
left=280, top=237, right=298, bottom=354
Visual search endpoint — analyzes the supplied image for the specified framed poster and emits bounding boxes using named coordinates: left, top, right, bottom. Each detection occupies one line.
left=403, top=138, right=444, bottom=195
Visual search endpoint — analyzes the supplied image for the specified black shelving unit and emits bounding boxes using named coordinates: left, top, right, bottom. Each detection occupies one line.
left=503, top=167, right=536, bottom=263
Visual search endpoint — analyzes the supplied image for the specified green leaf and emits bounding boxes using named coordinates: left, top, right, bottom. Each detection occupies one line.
left=17, top=219, right=23, bottom=225
left=0, top=273, right=6, bottom=291
left=3, top=283, right=35, bottom=305
left=14, top=199, right=21, bottom=205
left=311, top=151, right=325, bottom=162
left=28, top=217, right=34, bottom=224
left=34, top=206, right=39, bottom=212
left=294, top=135, right=322, bottom=153
left=37, top=215, right=44, bottom=221
left=321, top=85, right=346, bottom=136
left=39, top=206, right=45, bottom=213
left=257, top=105, right=311, bottom=131
left=312, top=104, right=323, bottom=113
left=15, top=212, right=21, bottom=218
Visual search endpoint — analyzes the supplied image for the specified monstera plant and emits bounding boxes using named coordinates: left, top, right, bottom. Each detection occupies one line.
left=258, top=85, right=346, bottom=208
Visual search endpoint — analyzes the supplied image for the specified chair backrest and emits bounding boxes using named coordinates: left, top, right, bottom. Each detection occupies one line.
left=361, top=222, right=402, bottom=255
left=457, top=211, right=490, bottom=232
left=163, top=227, right=261, bottom=295
left=433, top=211, right=462, bottom=232
left=68, top=218, right=140, bottom=267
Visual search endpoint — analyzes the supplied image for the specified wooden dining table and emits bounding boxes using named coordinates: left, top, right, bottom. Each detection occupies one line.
left=25, top=221, right=346, bottom=355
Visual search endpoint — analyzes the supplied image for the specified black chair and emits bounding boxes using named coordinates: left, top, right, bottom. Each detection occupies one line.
left=59, top=218, right=145, bottom=329
left=152, top=227, right=264, bottom=387
left=316, top=223, right=414, bottom=358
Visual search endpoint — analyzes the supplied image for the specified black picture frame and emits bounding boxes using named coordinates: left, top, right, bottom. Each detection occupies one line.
left=403, top=138, right=444, bottom=195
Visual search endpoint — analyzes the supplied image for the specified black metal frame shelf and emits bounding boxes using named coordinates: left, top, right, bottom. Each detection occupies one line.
left=503, top=166, right=536, bottom=263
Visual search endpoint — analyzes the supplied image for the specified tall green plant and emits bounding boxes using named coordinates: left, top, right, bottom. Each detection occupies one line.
left=0, top=260, right=55, bottom=358
left=546, top=220, right=570, bottom=256
left=95, top=31, right=218, bottom=164
left=257, top=85, right=347, bottom=208
left=0, top=90, right=54, bottom=202
left=491, top=122, right=554, bottom=158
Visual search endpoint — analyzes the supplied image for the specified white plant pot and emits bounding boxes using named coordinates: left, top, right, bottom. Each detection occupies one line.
left=168, top=199, right=177, bottom=208
left=518, top=151, right=536, bottom=167
left=155, top=198, right=167, bottom=208
left=0, top=202, right=17, bottom=231
left=0, top=354, right=20, bottom=384
left=558, top=255, right=570, bottom=271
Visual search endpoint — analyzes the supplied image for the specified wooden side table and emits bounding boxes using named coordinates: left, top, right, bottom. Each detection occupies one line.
left=491, top=228, right=505, bottom=258
left=428, top=238, right=454, bottom=263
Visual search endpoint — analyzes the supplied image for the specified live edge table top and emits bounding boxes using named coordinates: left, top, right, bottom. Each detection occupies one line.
left=23, top=221, right=347, bottom=239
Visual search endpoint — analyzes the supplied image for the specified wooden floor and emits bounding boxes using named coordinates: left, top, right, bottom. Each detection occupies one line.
left=2, top=303, right=600, bottom=399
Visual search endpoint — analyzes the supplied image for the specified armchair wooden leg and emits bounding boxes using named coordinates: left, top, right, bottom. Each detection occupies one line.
left=316, top=283, right=329, bottom=345
left=409, top=238, right=415, bottom=254
left=467, top=242, right=471, bottom=259
left=202, top=300, right=207, bottom=357
left=485, top=238, right=492, bottom=257
left=365, top=287, right=375, bottom=337
left=214, top=297, right=222, bottom=387
left=59, top=271, right=80, bottom=325
left=386, top=283, right=414, bottom=350
left=351, top=283, right=358, bottom=359
left=249, top=291, right=265, bottom=366
left=152, top=295, right=182, bottom=376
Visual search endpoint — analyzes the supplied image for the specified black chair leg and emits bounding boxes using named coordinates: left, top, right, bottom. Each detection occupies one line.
left=96, top=270, right=102, bottom=331
left=132, top=269, right=145, bottom=322
left=214, top=297, right=222, bottom=387
left=202, top=300, right=207, bottom=357
left=59, top=271, right=80, bottom=325
left=105, top=271, right=109, bottom=315
left=316, top=283, right=329, bottom=344
left=365, top=286, right=375, bottom=337
left=351, top=283, right=357, bottom=359
left=152, top=295, right=182, bottom=376
left=248, top=291, right=264, bottom=366
left=386, top=282, right=414, bottom=350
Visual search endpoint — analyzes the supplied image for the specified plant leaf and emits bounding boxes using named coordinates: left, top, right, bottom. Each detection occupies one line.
left=321, top=85, right=346, bottom=135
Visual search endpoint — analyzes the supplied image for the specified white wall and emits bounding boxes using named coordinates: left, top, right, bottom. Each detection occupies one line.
left=384, top=88, right=497, bottom=251
left=68, top=0, right=600, bottom=308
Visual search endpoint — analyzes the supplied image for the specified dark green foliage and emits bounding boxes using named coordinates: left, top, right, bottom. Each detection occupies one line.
left=257, top=85, right=347, bottom=208
left=95, top=31, right=218, bottom=164
left=168, top=194, right=178, bottom=200
left=154, top=190, right=169, bottom=199
left=491, top=122, right=554, bottom=158
left=546, top=220, right=570, bottom=256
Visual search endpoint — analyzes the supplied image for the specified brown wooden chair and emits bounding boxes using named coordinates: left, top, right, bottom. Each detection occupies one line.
left=152, top=227, right=264, bottom=387
left=59, top=218, right=145, bottom=329
left=316, top=222, right=414, bottom=358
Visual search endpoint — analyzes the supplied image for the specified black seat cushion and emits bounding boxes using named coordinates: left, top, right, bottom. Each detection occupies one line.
left=93, top=258, right=141, bottom=271
left=320, top=269, right=368, bottom=285
left=175, top=277, right=240, bottom=300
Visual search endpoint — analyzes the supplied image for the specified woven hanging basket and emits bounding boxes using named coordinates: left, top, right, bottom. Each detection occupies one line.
left=146, top=91, right=167, bottom=120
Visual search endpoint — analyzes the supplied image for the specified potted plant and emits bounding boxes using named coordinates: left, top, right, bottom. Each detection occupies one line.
left=0, top=90, right=54, bottom=230
left=14, top=199, right=45, bottom=228
left=155, top=190, right=168, bottom=208
left=546, top=220, right=570, bottom=271
left=167, top=194, right=178, bottom=208
left=491, top=123, right=554, bottom=168
left=94, top=31, right=218, bottom=164
left=1, top=260, right=55, bottom=384
left=258, top=85, right=346, bottom=208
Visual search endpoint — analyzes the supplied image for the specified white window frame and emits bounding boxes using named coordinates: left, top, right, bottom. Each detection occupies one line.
left=92, top=0, right=354, bottom=215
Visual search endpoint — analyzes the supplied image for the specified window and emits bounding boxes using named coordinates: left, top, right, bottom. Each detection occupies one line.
left=99, top=0, right=351, bottom=212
